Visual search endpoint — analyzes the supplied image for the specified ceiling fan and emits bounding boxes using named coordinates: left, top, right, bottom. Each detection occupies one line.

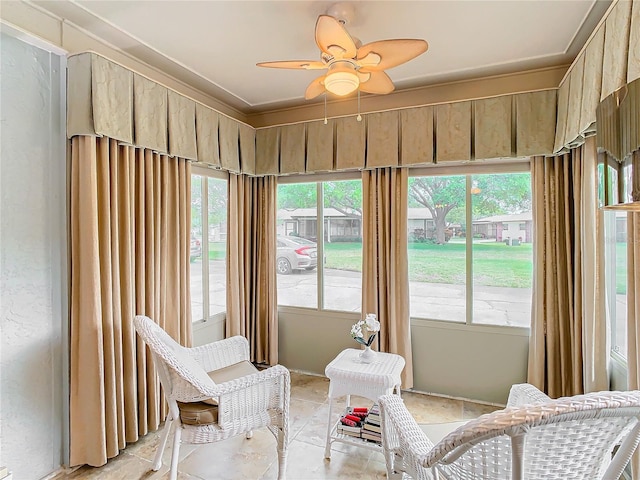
left=256, top=7, right=428, bottom=100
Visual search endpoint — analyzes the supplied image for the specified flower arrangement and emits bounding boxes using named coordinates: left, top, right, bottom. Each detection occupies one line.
left=350, top=313, right=380, bottom=347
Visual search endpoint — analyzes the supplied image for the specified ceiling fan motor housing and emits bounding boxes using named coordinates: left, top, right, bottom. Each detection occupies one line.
left=326, top=2, right=356, bottom=25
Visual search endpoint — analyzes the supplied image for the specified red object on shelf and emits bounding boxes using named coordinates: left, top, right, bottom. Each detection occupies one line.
left=340, top=418, right=358, bottom=427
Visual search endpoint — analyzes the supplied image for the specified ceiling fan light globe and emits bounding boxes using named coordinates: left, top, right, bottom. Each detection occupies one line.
left=325, top=70, right=359, bottom=96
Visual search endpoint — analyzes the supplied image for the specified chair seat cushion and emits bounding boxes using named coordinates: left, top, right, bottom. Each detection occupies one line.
left=177, top=401, right=219, bottom=425
left=208, top=359, right=259, bottom=384
left=177, top=361, right=259, bottom=425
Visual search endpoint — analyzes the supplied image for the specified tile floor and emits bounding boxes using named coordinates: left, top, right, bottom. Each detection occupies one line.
left=52, top=372, right=499, bottom=480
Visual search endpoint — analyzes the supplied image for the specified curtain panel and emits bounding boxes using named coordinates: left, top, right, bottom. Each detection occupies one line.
left=529, top=152, right=583, bottom=397
left=226, top=174, right=278, bottom=365
left=528, top=138, right=609, bottom=397
left=361, top=167, right=413, bottom=388
left=69, top=136, right=192, bottom=467
left=579, top=138, right=609, bottom=393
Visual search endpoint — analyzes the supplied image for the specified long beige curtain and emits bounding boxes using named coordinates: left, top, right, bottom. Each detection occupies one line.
left=528, top=146, right=587, bottom=398
left=579, top=138, right=609, bottom=393
left=362, top=167, right=413, bottom=388
left=69, top=136, right=192, bottom=467
left=628, top=151, right=640, bottom=478
left=227, top=173, right=278, bottom=365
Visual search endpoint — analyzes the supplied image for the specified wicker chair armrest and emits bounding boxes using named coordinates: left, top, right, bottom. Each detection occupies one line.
left=379, top=394, right=435, bottom=467
left=506, top=383, right=551, bottom=407
left=425, top=390, right=640, bottom=468
left=210, top=364, right=289, bottom=397
left=215, top=365, right=290, bottom=428
left=188, top=335, right=250, bottom=372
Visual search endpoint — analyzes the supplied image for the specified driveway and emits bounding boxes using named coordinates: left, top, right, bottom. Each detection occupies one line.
left=191, top=260, right=532, bottom=327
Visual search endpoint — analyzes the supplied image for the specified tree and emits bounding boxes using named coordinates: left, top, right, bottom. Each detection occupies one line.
left=473, top=174, right=531, bottom=215
left=277, top=181, right=362, bottom=216
left=410, top=176, right=465, bottom=244
left=277, top=183, right=316, bottom=209
left=323, top=181, right=362, bottom=216
left=409, top=173, right=531, bottom=244
left=207, top=178, right=227, bottom=229
left=191, top=177, right=228, bottom=238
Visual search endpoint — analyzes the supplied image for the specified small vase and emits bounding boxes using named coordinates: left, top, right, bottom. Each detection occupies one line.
left=359, top=345, right=376, bottom=364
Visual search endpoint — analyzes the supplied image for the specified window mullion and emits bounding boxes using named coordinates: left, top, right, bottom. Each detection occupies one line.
left=317, top=182, right=324, bottom=310
left=202, top=178, right=210, bottom=321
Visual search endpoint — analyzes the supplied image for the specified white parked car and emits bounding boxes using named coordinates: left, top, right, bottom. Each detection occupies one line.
left=276, top=236, right=318, bottom=274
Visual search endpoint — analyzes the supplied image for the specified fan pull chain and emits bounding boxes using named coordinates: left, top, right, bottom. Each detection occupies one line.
left=324, top=93, right=328, bottom=125
left=357, top=89, right=362, bottom=122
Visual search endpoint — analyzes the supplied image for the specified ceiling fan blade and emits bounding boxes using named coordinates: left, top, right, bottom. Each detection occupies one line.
left=359, top=71, right=395, bottom=95
left=357, top=39, right=428, bottom=71
left=305, top=76, right=326, bottom=99
left=256, top=60, right=326, bottom=70
left=315, top=15, right=357, bottom=59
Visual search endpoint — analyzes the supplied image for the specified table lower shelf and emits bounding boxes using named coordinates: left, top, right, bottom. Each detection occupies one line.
left=328, top=421, right=383, bottom=452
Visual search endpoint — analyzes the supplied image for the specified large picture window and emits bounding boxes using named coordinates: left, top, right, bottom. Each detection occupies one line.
left=277, top=178, right=362, bottom=312
left=408, top=168, right=532, bottom=327
left=191, top=169, right=228, bottom=323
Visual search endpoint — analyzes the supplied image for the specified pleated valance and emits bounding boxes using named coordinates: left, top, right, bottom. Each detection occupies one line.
left=254, top=90, right=557, bottom=175
left=67, top=52, right=254, bottom=174
left=597, top=77, right=640, bottom=162
left=67, top=52, right=559, bottom=177
left=555, top=0, right=639, bottom=153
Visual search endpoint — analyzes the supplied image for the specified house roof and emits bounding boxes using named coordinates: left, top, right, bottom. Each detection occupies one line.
left=475, top=212, right=533, bottom=224
left=407, top=208, right=434, bottom=220
left=278, top=208, right=358, bottom=219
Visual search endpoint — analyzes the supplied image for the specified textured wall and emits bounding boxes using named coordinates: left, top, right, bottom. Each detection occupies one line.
left=0, top=33, right=65, bottom=478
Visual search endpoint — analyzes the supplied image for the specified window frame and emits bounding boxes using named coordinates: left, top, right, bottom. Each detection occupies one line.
left=409, top=160, right=532, bottom=330
left=191, top=164, right=228, bottom=326
left=600, top=153, right=630, bottom=367
left=278, top=171, right=362, bottom=314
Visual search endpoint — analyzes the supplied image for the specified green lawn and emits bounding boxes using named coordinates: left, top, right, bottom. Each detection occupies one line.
left=208, top=242, right=226, bottom=260
left=210, top=238, right=626, bottom=292
left=616, top=242, right=627, bottom=295
left=323, top=240, right=534, bottom=288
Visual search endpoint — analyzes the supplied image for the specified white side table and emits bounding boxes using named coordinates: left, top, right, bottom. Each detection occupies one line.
left=324, top=348, right=405, bottom=459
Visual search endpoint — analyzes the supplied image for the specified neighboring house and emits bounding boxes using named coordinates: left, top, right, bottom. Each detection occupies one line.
left=473, top=212, right=533, bottom=243
left=407, top=208, right=462, bottom=241
left=280, top=207, right=463, bottom=243
left=277, top=208, right=361, bottom=242
left=407, top=208, right=434, bottom=238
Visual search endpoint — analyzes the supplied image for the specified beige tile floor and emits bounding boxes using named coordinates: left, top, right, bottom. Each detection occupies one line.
left=52, top=372, right=499, bottom=480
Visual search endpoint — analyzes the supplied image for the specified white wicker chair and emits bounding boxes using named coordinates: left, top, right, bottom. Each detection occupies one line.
left=379, top=384, right=640, bottom=480
left=133, top=315, right=290, bottom=480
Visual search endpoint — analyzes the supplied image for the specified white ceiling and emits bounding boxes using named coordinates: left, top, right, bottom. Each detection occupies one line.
left=34, top=0, right=611, bottom=113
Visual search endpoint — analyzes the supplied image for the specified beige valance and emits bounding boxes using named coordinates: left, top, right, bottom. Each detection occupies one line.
left=68, top=52, right=558, bottom=178
left=400, top=106, right=434, bottom=165
left=256, top=90, right=556, bottom=175
left=67, top=52, right=254, bottom=174
left=597, top=77, right=640, bottom=162
left=555, top=0, right=639, bottom=153
left=336, top=117, right=365, bottom=170
left=436, top=102, right=472, bottom=162
left=475, top=96, right=512, bottom=160
left=239, top=123, right=256, bottom=175
left=279, top=123, right=306, bottom=175
left=367, top=111, right=399, bottom=168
